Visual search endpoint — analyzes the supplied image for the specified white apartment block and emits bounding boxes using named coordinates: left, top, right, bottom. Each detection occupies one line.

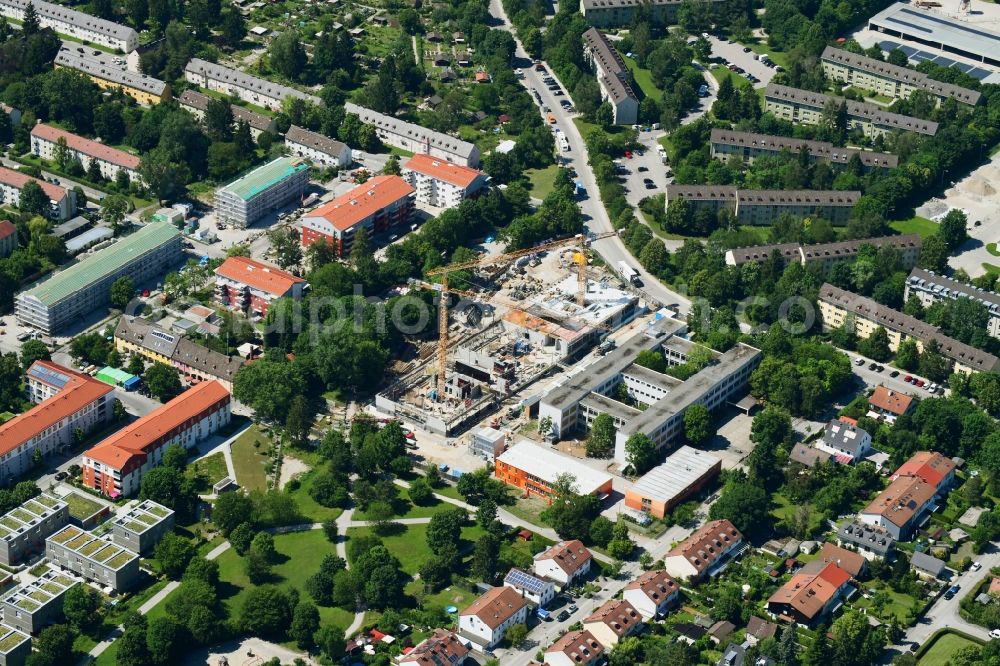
left=31, top=123, right=141, bottom=184
left=184, top=58, right=321, bottom=111
left=400, top=154, right=489, bottom=208
left=284, top=125, right=352, bottom=169
left=764, top=83, right=939, bottom=138
left=0, top=0, right=138, bottom=51
left=458, top=586, right=529, bottom=649
left=344, top=102, right=480, bottom=167
left=0, top=361, right=114, bottom=485
left=0, top=166, right=75, bottom=221
left=582, top=28, right=639, bottom=125
left=905, top=268, right=1000, bottom=338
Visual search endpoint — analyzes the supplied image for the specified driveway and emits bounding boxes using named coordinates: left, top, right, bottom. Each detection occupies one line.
left=844, top=350, right=942, bottom=397
left=488, top=0, right=691, bottom=314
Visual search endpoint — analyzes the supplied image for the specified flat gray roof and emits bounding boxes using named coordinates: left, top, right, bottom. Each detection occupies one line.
left=623, top=343, right=762, bottom=437
left=621, top=362, right=682, bottom=389
left=869, top=3, right=1000, bottom=66
left=630, top=445, right=721, bottom=503
left=542, top=317, right=686, bottom=410
left=580, top=391, right=641, bottom=422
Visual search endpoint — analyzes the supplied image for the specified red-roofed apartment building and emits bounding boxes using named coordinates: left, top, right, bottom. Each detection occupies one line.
left=766, top=561, right=853, bottom=626
left=858, top=474, right=937, bottom=540
left=0, top=166, right=75, bottom=221
left=892, top=451, right=956, bottom=493
left=0, top=361, right=114, bottom=483
left=82, top=381, right=231, bottom=497
left=622, top=569, right=679, bottom=619
left=31, top=123, right=142, bottom=185
left=301, top=175, right=415, bottom=256
left=544, top=629, right=605, bottom=666
left=401, top=154, right=489, bottom=208
left=458, top=585, right=529, bottom=649
left=399, top=629, right=468, bottom=666
left=533, top=539, right=593, bottom=586
left=663, top=519, right=744, bottom=583
left=0, top=219, right=16, bottom=259
left=215, top=256, right=307, bottom=316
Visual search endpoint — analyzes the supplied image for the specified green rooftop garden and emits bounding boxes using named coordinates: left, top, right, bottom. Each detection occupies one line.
left=50, top=527, right=82, bottom=544
left=27, top=590, right=51, bottom=604
left=76, top=539, right=104, bottom=557
left=107, top=552, right=135, bottom=569
left=120, top=520, right=147, bottom=533
left=13, top=598, right=38, bottom=612
left=52, top=576, right=74, bottom=588
left=0, top=630, right=27, bottom=652
left=145, top=504, right=170, bottom=518
left=91, top=545, right=120, bottom=563
left=63, top=494, right=104, bottom=521
left=33, top=495, right=59, bottom=509
left=0, top=518, right=20, bottom=532
left=10, top=510, right=33, bottom=524
left=39, top=583, right=62, bottom=595
left=134, top=513, right=157, bottom=526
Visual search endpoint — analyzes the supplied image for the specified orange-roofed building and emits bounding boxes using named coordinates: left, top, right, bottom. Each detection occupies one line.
left=401, top=154, right=489, bottom=208
left=0, top=166, right=75, bottom=221
left=215, top=256, right=307, bottom=316
left=0, top=219, right=16, bottom=259
left=31, top=123, right=142, bottom=184
left=623, top=569, right=679, bottom=619
left=859, top=474, right=937, bottom=540
left=766, top=562, right=852, bottom=626
left=868, top=385, right=914, bottom=419
left=544, top=629, right=604, bottom=666
left=399, top=629, right=469, bottom=665
left=891, top=451, right=956, bottom=493
left=82, top=381, right=231, bottom=497
left=301, top=175, right=414, bottom=256
left=458, top=585, right=529, bottom=649
left=0, top=361, right=114, bottom=483
left=663, top=519, right=744, bottom=583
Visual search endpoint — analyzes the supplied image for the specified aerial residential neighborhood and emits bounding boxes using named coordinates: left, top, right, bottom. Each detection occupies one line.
left=2, top=0, right=1000, bottom=664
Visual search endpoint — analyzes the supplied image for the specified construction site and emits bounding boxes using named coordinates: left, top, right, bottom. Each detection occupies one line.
left=374, top=234, right=646, bottom=436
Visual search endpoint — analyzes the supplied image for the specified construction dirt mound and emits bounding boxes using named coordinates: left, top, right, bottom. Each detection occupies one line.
left=962, top=178, right=996, bottom=197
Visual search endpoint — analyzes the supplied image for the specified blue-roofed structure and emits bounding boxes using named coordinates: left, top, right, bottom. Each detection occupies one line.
left=503, top=567, right=555, bottom=607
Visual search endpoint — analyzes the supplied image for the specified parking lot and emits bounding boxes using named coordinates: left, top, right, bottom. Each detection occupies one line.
left=704, top=36, right=778, bottom=88
left=846, top=350, right=944, bottom=398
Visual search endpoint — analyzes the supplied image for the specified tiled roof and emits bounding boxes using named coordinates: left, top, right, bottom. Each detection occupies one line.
left=344, top=102, right=478, bottom=161
left=185, top=58, right=321, bottom=106
left=83, top=381, right=229, bottom=470
left=583, top=598, right=641, bottom=638
left=710, top=128, right=898, bottom=168
left=402, top=153, right=487, bottom=188
left=32, top=123, right=140, bottom=170
left=623, top=569, right=678, bottom=604
left=582, top=28, right=638, bottom=104
left=285, top=125, right=350, bottom=159
left=816, top=542, right=866, bottom=577
left=535, top=539, right=593, bottom=576
left=545, top=629, right=604, bottom=663
left=767, top=562, right=851, bottom=620
left=459, top=586, right=527, bottom=629
left=861, top=474, right=936, bottom=528
left=215, top=256, right=304, bottom=297
left=765, top=83, right=939, bottom=135
left=54, top=49, right=166, bottom=96
left=178, top=90, right=275, bottom=131
left=868, top=385, right=914, bottom=416
left=0, top=165, right=67, bottom=201
left=306, top=175, right=414, bottom=232
left=1, top=0, right=137, bottom=41
left=0, top=361, right=112, bottom=455
left=0, top=219, right=14, bottom=240
left=667, top=519, right=743, bottom=575
left=892, top=451, right=955, bottom=489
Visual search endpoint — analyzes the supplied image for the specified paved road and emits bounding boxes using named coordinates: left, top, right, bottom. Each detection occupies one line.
left=487, top=0, right=691, bottom=315
left=844, top=350, right=943, bottom=398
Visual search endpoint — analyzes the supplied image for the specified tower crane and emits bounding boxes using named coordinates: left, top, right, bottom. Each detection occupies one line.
left=422, top=232, right=619, bottom=400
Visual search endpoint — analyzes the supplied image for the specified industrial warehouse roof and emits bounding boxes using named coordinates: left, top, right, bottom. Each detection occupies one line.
left=32, top=123, right=141, bottom=170
left=869, top=3, right=1000, bottom=65
left=821, top=46, right=981, bottom=105
left=710, top=128, right=898, bottom=168
left=497, top=441, right=613, bottom=496
left=217, top=157, right=309, bottom=202
left=21, top=224, right=180, bottom=307
left=765, top=83, right=939, bottom=135
left=629, top=446, right=721, bottom=504
left=54, top=48, right=167, bottom=96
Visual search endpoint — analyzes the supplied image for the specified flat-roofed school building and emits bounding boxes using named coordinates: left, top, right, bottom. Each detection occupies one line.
left=868, top=2, right=1000, bottom=69
left=15, top=224, right=182, bottom=334
left=624, top=446, right=721, bottom=519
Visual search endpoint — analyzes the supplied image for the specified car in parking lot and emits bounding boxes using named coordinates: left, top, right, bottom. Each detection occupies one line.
left=568, top=604, right=578, bottom=613
left=54, top=471, right=68, bottom=481
left=743, top=46, right=751, bottom=52
left=854, top=358, right=864, bottom=366
left=972, top=561, right=983, bottom=571
left=944, top=584, right=961, bottom=600
left=915, top=379, right=925, bottom=387
left=992, top=629, right=1000, bottom=640
left=904, top=375, right=912, bottom=382
left=637, top=166, right=648, bottom=172
left=643, top=177, right=653, bottom=184
left=890, top=370, right=899, bottom=378
left=645, top=182, right=656, bottom=189
left=556, top=610, right=570, bottom=621
left=868, top=362, right=877, bottom=371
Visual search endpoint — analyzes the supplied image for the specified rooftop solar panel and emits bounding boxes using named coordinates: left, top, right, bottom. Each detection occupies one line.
left=504, top=569, right=548, bottom=595
left=27, top=364, right=70, bottom=389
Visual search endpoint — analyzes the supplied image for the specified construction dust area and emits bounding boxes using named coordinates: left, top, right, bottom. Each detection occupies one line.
left=375, top=247, right=643, bottom=436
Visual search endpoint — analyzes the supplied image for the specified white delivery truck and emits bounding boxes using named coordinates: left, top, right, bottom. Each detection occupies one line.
left=617, top=260, right=642, bottom=286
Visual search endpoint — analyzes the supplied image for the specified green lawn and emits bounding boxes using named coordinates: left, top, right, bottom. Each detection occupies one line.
left=984, top=263, right=1000, bottom=276
left=354, top=489, right=453, bottom=521
left=622, top=56, right=661, bottom=98
left=287, top=471, right=343, bottom=523
left=346, top=523, right=484, bottom=576
left=770, top=494, right=825, bottom=537
left=230, top=425, right=274, bottom=491
left=525, top=165, right=562, bottom=200
left=988, top=242, right=1000, bottom=257
left=62, top=492, right=104, bottom=521
left=743, top=41, right=790, bottom=70
left=431, top=484, right=464, bottom=502
left=216, top=529, right=354, bottom=629
left=918, top=631, right=981, bottom=665
left=187, top=452, right=229, bottom=493
left=890, top=216, right=938, bottom=239
left=502, top=497, right=550, bottom=529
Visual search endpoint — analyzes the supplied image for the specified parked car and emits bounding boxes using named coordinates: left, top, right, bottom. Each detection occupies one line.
left=972, top=561, right=983, bottom=571
left=875, top=365, right=884, bottom=372
left=637, top=166, right=648, bottom=172
left=643, top=177, right=654, bottom=184
left=569, top=604, right=578, bottom=613
left=915, top=379, right=925, bottom=387
left=868, top=362, right=877, bottom=371
left=890, top=370, right=900, bottom=378
left=854, top=358, right=865, bottom=366
left=54, top=471, right=68, bottom=481
left=556, top=610, right=570, bottom=621
left=904, top=375, right=912, bottom=382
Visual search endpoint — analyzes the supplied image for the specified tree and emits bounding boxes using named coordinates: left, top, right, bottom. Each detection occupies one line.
left=896, top=338, right=920, bottom=370
left=62, top=585, right=101, bottom=632
left=285, top=394, right=311, bottom=446
left=220, top=8, right=246, bottom=45
left=408, top=477, right=434, bottom=506
left=155, top=533, right=195, bottom=579
left=101, top=195, right=129, bottom=231
left=587, top=413, right=616, bottom=458
left=161, top=444, right=187, bottom=471
left=115, top=624, right=150, bottom=666
left=918, top=234, right=950, bottom=272
left=20, top=339, right=50, bottom=368
left=918, top=338, right=951, bottom=382
left=315, top=625, right=345, bottom=660
left=267, top=226, right=302, bottom=269
left=204, top=97, right=234, bottom=141
left=776, top=625, right=799, bottom=666
left=938, top=209, right=969, bottom=251
left=143, top=362, right=181, bottom=401
left=139, top=467, right=198, bottom=520
left=22, top=1, right=40, bottom=34
left=32, top=625, right=74, bottom=666
left=19, top=180, right=48, bottom=216
left=624, top=433, right=657, bottom=474
left=858, top=326, right=891, bottom=362
left=709, top=476, right=771, bottom=536
left=146, top=616, right=179, bottom=664
left=683, top=404, right=713, bottom=445
left=506, top=623, right=528, bottom=648
left=426, top=508, right=466, bottom=559
left=470, top=533, right=500, bottom=582
left=269, top=31, right=307, bottom=80
left=215, top=492, right=255, bottom=536
left=606, top=518, right=635, bottom=559
left=290, top=601, right=320, bottom=649
left=239, top=586, right=292, bottom=637
left=322, top=518, right=338, bottom=542
left=139, top=147, right=189, bottom=203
